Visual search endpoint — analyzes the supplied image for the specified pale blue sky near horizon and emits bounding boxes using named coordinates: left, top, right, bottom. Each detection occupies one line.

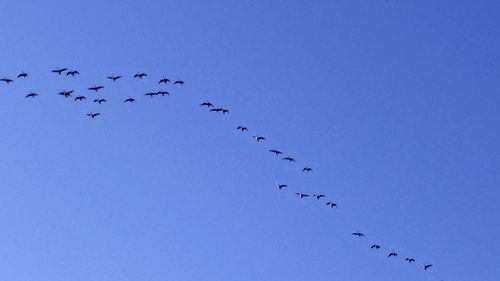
left=0, top=1, right=499, bottom=281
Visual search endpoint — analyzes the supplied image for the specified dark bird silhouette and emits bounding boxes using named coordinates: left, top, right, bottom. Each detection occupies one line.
left=145, top=92, right=158, bottom=97
left=277, top=183, right=287, bottom=190
left=296, top=192, right=309, bottom=198
left=134, top=72, right=147, bottom=79
left=269, top=149, right=283, bottom=156
left=371, top=244, right=381, bottom=249
left=86, top=112, right=100, bottom=119
left=282, top=156, right=295, bottom=162
left=313, top=194, right=325, bottom=200
left=17, top=72, right=28, bottom=78
left=124, top=97, right=135, bottom=103
left=405, top=258, right=415, bottom=263
left=0, top=78, right=13, bottom=84
left=222, top=109, right=229, bottom=114
left=173, top=80, right=184, bottom=85
left=253, top=135, right=265, bottom=142
left=303, top=167, right=313, bottom=172
left=52, top=68, right=67, bottom=75
left=66, top=70, right=80, bottom=76
left=58, top=90, right=73, bottom=98
left=158, top=77, right=170, bottom=84
left=157, top=90, right=169, bottom=96
left=326, top=201, right=337, bottom=208
left=25, top=92, right=38, bottom=98
left=237, top=126, right=248, bottom=132
left=352, top=232, right=365, bottom=237
left=93, top=98, right=106, bottom=104
left=107, top=75, right=122, bottom=82
left=75, top=95, right=86, bottom=101
left=423, top=264, right=432, bottom=270
left=388, top=251, right=398, bottom=258
left=88, top=85, right=104, bottom=92
left=200, top=101, right=213, bottom=107
left=210, top=108, right=223, bottom=113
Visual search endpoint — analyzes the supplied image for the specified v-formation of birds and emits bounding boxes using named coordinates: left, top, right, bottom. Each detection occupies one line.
left=3, top=68, right=436, bottom=277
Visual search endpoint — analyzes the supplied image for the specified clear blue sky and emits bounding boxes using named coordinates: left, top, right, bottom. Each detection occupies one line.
left=0, top=1, right=499, bottom=280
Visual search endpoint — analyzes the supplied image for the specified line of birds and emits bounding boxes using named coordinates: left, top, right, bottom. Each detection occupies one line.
left=1, top=68, right=437, bottom=277
left=200, top=99, right=436, bottom=273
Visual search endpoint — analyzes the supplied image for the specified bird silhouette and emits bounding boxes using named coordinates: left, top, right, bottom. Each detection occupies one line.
left=88, top=85, right=104, bottom=92
left=124, top=97, right=135, bottom=103
left=303, top=167, right=313, bottom=172
left=200, top=101, right=213, bottom=107
left=173, top=80, right=184, bottom=85
left=371, top=244, right=381, bottom=249
left=405, top=257, right=415, bottom=263
left=388, top=251, right=398, bottom=258
left=17, top=72, right=28, bottom=78
left=0, top=78, right=13, bottom=84
left=282, top=156, right=295, bottom=162
left=326, top=201, right=337, bottom=208
left=58, top=90, right=73, bottom=98
left=107, top=75, right=122, bottom=82
left=313, top=194, right=325, bottom=200
left=423, top=264, right=432, bottom=270
left=25, top=92, right=38, bottom=98
left=86, top=112, right=100, bottom=119
left=269, top=149, right=283, bottom=156
left=210, top=108, right=223, bottom=113
left=159, top=77, right=170, bottom=84
left=237, top=126, right=248, bottom=132
left=296, top=192, right=309, bottom=198
left=352, top=232, right=365, bottom=237
left=134, top=72, right=147, bottom=78
left=66, top=70, right=80, bottom=76
left=93, top=98, right=106, bottom=104
left=253, top=135, right=265, bottom=142
left=52, top=68, right=67, bottom=75
left=157, top=90, right=169, bottom=96
left=145, top=92, right=158, bottom=97
left=75, top=95, right=86, bottom=101
left=277, top=183, right=287, bottom=190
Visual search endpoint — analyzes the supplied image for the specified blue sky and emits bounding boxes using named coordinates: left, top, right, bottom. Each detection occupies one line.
left=0, top=1, right=499, bottom=280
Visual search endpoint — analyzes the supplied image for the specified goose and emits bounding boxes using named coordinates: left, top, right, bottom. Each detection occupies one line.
left=88, top=85, right=104, bottom=92
left=107, top=75, right=122, bottom=81
left=52, top=68, right=67, bottom=75
left=124, top=97, right=135, bottom=103
left=86, top=112, right=100, bottom=118
left=134, top=72, right=147, bottom=78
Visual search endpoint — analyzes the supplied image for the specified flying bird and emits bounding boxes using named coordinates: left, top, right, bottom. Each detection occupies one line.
left=282, top=156, right=295, bottom=162
left=52, top=68, right=67, bottom=75
left=295, top=192, right=309, bottom=198
left=277, top=183, right=287, bottom=190
left=313, top=194, right=325, bottom=200
left=93, top=98, right=106, bottom=104
left=58, top=90, right=73, bottom=97
left=107, top=75, right=122, bottom=82
left=66, top=70, right=80, bottom=76
left=352, top=232, right=365, bottom=237
left=17, top=72, right=28, bottom=78
left=145, top=92, right=158, bottom=97
left=210, top=108, right=223, bottom=113
left=423, top=264, right=432, bottom=270
left=124, top=97, right=135, bottom=103
left=388, top=251, right=398, bottom=258
left=173, top=80, right=184, bottom=85
left=200, top=101, right=213, bottom=107
left=253, top=135, right=265, bottom=142
left=237, top=126, right=248, bottom=132
left=405, top=258, right=415, bottom=263
left=75, top=95, right=86, bottom=101
left=88, top=85, right=104, bottom=92
left=371, top=244, right=381, bottom=249
left=25, top=92, right=38, bottom=98
left=326, top=201, right=337, bottom=208
left=158, top=78, right=170, bottom=84
left=269, top=149, right=283, bottom=156
left=134, top=72, right=147, bottom=78
left=303, top=167, right=313, bottom=172
left=86, top=112, right=100, bottom=119
left=0, top=78, right=13, bottom=84
left=157, top=90, right=169, bottom=96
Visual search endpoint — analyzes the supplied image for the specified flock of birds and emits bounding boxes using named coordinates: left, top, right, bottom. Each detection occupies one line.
left=2, top=68, right=437, bottom=277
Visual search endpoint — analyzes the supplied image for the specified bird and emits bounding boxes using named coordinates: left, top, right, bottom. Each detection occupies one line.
left=210, top=108, right=223, bottom=113
left=75, top=95, right=86, bottom=101
left=173, top=80, right=184, bottom=85
left=88, top=85, right=104, bottom=92
left=326, top=201, right=337, bottom=208
left=200, top=101, right=213, bottom=107
left=269, top=149, right=283, bottom=156
left=107, top=75, right=122, bottom=82
left=296, top=192, right=309, bottom=198
left=371, top=244, right=381, bottom=249
left=222, top=109, right=229, bottom=114
left=66, top=70, right=80, bottom=76
left=237, top=126, right=248, bottom=132
left=303, top=167, right=313, bottom=172
left=158, top=77, right=170, bottom=84
left=145, top=92, right=158, bottom=97
left=277, top=183, right=287, bottom=190
left=282, top=156, right=295, bottom=162
left=86, top=112, right=100, bottom=119
left=25, top=92, right=38, bottom=98
left=93, top=98, right=106, bottom=104
left=157, top=90, right=169, bottom=96
left=52, top=68, right=67, bottom=75
left=313, top=194, right=325, bottom=200
left=124, top=97, right=135, bottom=103
left=134, top=72, right=147, bottom=78
left=388, top=251, right=398, bottom=258
left=0, top=78, right=13, bottom=84
left=58, top=90, right=73, bottom=97
left=405, top=258, right=415, bottom=263
left=253, top=135, right=265, bottom=142
left=423, top=264, right=433, bottom=270
left=17, top=72, right=28, bottom=78
left=352, top=232, right=365, bottom=237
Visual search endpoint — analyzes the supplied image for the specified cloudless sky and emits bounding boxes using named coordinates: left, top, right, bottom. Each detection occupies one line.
left=0, top=1, right=499, bottom=280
